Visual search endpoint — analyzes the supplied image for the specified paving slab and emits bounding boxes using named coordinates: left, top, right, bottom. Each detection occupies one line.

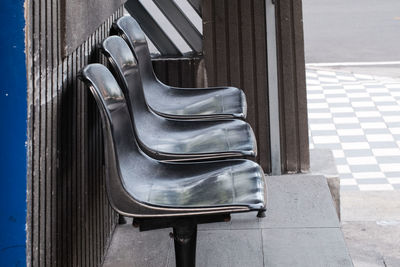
left=263, top=228, right=353, bottom=267
left=103, top=226, right=172, bottom=267
left=259, top=175, right=340, bottom=228
left=341, top=191, right=400, bottom=221
left=342, top=221, right=400, bottom=267
left=168, top=229, right=264, bottom=267
left=341, top=191, right=400, bottom=266
left=200, top=174, right=340, bottom=230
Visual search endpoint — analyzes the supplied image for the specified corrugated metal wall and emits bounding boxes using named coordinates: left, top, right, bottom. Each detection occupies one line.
left=25, top=1, right=123, bottom=265
left=202, top=0, right=309, bottom=173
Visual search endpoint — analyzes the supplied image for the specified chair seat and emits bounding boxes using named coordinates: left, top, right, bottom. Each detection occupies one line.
left=121, top=158, right=265, bottom=209
left=112, top=15, right=247, bottom=120
left=135, top=117, right=257, bottom=161
left=144, top=83, right=247, bottom=120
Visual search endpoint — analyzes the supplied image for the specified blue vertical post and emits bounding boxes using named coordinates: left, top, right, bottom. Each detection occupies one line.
left=0, top=0, right=27, bottom=265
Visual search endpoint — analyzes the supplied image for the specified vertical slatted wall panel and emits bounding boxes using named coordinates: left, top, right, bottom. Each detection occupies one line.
left=275, top=0, right=309, bottom=173
left=152, top=58, right=201, bottom=88
left=26, top=2, right=123, bottom=266
left=203, top=0, right=309, bottom=173
left=202, top=0, right=271, bottom=172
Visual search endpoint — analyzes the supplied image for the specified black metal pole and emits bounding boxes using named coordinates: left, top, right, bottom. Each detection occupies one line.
left=173, top=223, right=197, bottom=267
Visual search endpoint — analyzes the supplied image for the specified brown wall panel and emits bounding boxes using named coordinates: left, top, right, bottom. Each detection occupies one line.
left=152, top=58, right=201, bottom=88
left=275, top=0, right=310, bottom=173
left=26, top=2, right=123, bottom=266
left=202, top=0, right=309, bottom=173
left=202, top=0, right=271, bottom=172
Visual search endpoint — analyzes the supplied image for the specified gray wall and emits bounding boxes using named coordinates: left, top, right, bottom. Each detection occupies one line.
left=61, top=0, right=125, bottom=56
left=25, top=1, right=124, bottom=265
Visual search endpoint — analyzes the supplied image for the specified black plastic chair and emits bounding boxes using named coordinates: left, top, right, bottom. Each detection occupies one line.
left=100, top=36, right=257, bottom=162
left=79, top=63, right=267, bottom=267
left=112, top=15, right=248, bottom=121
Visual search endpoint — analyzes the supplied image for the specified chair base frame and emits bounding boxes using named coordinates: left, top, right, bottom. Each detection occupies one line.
left=173, top=223, right=197, bottom=267
left=132, top=214, right=231, bottom=267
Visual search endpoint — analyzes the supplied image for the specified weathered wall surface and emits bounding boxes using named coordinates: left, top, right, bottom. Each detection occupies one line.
left=0, top=0, right=27, bottom=265
left=25, top=1, right=124, bottom=265
left=61, top=0, right=126, bottom=56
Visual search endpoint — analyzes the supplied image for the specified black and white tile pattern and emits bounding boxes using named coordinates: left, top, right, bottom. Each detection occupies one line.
left=307, top=68, right=400, bottom=191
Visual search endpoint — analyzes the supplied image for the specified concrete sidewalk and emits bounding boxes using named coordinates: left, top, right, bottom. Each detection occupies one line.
left=307, top=66, right=400, bottom=266
left=341, top=191, right=400, bottom=267
left=307, top=67, right=400, bottom=191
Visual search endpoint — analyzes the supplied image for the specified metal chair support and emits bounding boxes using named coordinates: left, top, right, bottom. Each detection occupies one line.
left=173, top=223, right=197, bottom=267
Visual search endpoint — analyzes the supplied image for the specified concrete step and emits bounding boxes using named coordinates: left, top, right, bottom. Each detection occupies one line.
left=310, top=148, right=341, bottom=220
left=103, top=174, right=353, bottom=267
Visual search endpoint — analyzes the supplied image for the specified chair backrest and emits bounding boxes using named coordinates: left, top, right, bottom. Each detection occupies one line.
left=101, top=36, right=158, bottom=135
left=101, top=36, right=151, bottom=116
left=79, top=63, right=157, bottom=216
left=113, top=16, right=157, bottom=84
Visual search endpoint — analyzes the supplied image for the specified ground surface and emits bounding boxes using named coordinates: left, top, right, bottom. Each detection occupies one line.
left=341, top=191, right=400, bottom=267
left=303, top=0, right=400, bottom=63
left=306, top=68, right=400, bottom=266
left=307, top=69, right=400, bottom=191
left=103, top=175, right=352, bottom=267
left=303, top=3, right=400, bottom=263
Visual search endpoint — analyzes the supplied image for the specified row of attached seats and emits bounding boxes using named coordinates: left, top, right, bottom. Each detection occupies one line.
left=78, top=15, right=267, bottom=267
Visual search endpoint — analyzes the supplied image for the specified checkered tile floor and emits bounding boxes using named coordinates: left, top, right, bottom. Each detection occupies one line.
left=307, top=68, right=400, bottom=191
